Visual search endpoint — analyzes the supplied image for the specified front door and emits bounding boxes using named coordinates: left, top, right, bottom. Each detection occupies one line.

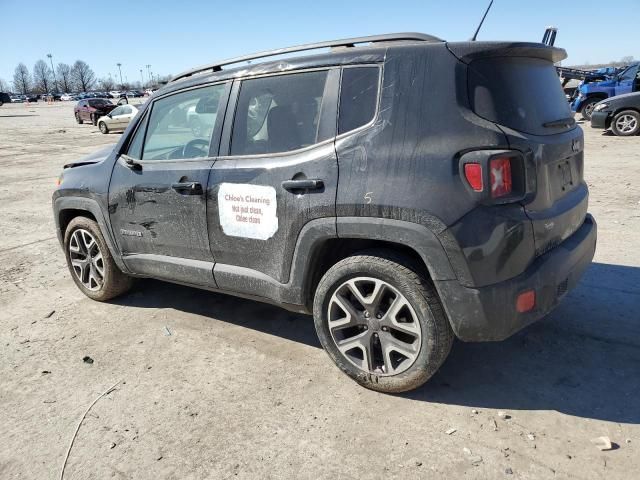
left=108, top=82, right=230, bottom=285
left=207, top=69, right=339, bottom=289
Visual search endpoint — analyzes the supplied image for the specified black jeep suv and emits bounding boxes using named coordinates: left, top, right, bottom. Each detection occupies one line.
left=53, top=33, right=596, bottom=393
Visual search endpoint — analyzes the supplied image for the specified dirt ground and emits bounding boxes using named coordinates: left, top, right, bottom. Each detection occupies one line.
left=0, top=101, right=639, bottom=480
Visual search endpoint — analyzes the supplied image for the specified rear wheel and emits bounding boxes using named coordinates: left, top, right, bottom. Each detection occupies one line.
left=580, top=98, right=601, bottom=120
left=99, top=121, right=109, bottom=134
left=611, top=110, right=640, bottom=136
left=313, top=251, right=454, bottom=393
left=64, top=217, right=133, bottom=301
left=75, top=112, right=83, bottom=124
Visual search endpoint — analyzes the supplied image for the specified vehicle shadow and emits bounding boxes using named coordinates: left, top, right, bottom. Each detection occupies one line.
left=406, top=262, right=640, bottom=424
left=114, top=262, right=640, bottom=424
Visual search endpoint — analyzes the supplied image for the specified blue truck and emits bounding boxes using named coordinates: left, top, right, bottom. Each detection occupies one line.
left=571, top=62, right=640, bottom=120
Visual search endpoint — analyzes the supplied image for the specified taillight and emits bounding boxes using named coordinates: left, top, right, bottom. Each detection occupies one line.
left=490, top=157, right=512, bottom=198
left=464, top=163, right=483, bottom=192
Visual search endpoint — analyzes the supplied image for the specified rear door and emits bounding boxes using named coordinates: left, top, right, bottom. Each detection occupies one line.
left=207, top=68, right=339, bottom=289
left=108, top=82, right=230, bottom=285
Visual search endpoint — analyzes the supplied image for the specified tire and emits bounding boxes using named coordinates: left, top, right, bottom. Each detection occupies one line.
left=313, top=250, right=454, bottom=393
left=99, top=121, right=109, bottom=134
left=580, top=98, right=601, bottom=121
left=75, top=112, right=83, bottom=124
left=63, top=217, right=133, bottom=301
left=611, top=110, right=640, bottom=136
left=91, top=114, right=97, bottom=126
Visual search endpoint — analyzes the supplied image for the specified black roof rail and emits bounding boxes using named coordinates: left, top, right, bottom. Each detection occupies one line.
left=170, top=32, right=442, bottom=83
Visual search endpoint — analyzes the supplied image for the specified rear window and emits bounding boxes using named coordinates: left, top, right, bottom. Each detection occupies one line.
left=469, top=57, right=572, bottom=135
left=88, top=99, right=110, bottom=107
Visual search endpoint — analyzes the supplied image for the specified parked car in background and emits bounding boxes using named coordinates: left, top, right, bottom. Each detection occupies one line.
left=60, top=93, right=74, bottom=101
left=591, top=92, right=640, bottom=136
left=97, top=104, right=140, bottom=134
left=120, top=90, right=143, bottom=98
left=23, top=94, right=38, bottom=102
left=0, top=92, right=11, bottom=106
left=10, top=95, right=23, bottom=103
left=572, top=62, right=640, bottom=120
left=74, top=98, right=116, bottom=125
left=109, top=91, right=121, bottom=98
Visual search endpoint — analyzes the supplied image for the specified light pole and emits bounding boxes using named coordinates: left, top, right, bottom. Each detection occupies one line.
left=47, top=53, right=58, bottom=92
left=140, top=69, right=144, bottom=87
left=116, top=63, right=123, bottom=88
left=145, top=65, right=151, bottom=87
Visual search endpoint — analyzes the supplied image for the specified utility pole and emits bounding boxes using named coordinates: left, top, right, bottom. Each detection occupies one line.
left=116, top=63, right=123, bottom=87
left=140, top=69, right=144, bottom=87
left=47, top=53, right=58, bottom=92
left=146, top=64, right=151, bottom=85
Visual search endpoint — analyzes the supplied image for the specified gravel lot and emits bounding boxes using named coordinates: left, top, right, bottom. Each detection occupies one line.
left=1, top=101, right=639, bottom=480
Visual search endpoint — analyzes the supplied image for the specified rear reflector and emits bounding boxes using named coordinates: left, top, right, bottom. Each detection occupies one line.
left=516, top=290, right=536, bottom=313
left=464, top=163, right=483, bottom=192
left=490, top=157, right=512, bottom=198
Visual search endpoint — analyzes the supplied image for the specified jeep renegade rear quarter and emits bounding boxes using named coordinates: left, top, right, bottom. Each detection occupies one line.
left=53, top=34, right=596, bottom=392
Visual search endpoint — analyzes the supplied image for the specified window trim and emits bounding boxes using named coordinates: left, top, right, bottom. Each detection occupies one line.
left=119, top=80, right=231, bottom=164
left=219, top=66, right=340, bottom=159
left=335, top=64, right=383, bottom=140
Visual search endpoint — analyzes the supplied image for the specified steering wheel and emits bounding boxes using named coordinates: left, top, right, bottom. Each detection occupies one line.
left=181, top=138, right=209, bottom=158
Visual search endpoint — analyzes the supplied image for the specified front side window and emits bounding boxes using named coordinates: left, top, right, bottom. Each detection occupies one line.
left=230, top=70, right=329, bottom=156
left=110, top=106, right=124, bottom=116
left=338, top=66, right=380, bottom=134
left=138, top=84, right=225, bottom=160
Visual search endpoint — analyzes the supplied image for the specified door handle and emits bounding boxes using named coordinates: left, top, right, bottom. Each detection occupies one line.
left=281, top=179, right=324, bottom=191
left=172, top=181, right=203, bottom=195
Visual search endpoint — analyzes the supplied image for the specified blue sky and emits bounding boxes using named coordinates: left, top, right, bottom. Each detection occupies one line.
left=1, top=0, right=638, bottom=87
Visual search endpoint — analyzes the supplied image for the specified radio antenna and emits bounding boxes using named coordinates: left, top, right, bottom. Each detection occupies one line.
left=470, top=0, right=494, bottom=41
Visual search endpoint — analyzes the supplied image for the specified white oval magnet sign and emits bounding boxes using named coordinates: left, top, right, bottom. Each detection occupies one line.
left=218, top=183, right=278, bottom=240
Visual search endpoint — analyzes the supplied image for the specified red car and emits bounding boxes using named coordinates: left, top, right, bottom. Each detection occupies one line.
left=74, top=98, right=116, bottom=126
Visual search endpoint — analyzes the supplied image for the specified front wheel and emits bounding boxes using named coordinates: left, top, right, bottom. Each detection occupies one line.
left=313, top=251, right=454, bottom=393
left=75, top=112, right=83, bottom=124
left=91, top=114, right=98, bottom=126
left=580, top=98, right=601, bottom=120
left=98, top=121, right=109, bottom=134
left=64, top=217, right=133, bottom=301
left=611, top=110, right=640, bottom=136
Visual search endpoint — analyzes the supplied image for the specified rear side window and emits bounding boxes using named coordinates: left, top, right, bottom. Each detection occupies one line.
left=469, top=57, right=572, bottom=136
left=231, top=70, right=329, bottom=155
left=338, top=66, right=380, bottom=134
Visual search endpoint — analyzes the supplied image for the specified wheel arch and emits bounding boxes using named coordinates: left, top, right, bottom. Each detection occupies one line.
left=54, top=196, right=130, bottom=273
left=290, top=217, right=459, bottom=311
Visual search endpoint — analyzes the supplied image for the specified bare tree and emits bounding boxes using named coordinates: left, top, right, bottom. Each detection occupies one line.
left=98, top=77, right=115, bottom=91
left=33, top=60, right=54, bottom=94
left=13, top=63, right=31, bottom=94
left=71, top=60, right=96, bottom=92
left=620, top=55, right=636, bottom=64
left=0, top=78, right=9, bottom=92
left=56, top=63, right=73, bottom=93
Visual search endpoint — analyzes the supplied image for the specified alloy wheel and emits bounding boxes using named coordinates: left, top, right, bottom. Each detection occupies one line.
left=615, top=114, right=638, bottom=134
left=69, top=229, right=104, bottom=291
left=327, top=277, right=422, bottom=376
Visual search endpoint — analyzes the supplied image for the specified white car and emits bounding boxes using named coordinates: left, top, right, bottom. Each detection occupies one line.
left=60, top=93, right=74, bottom=101
left=97, top=104, right=140, bottom=134
left=109, top=91, right=121, bottom=98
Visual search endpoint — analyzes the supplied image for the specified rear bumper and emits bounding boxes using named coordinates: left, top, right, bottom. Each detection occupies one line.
left=436, top=214, right=596, bottom=341
left=590, top=111, right=611, bottom=129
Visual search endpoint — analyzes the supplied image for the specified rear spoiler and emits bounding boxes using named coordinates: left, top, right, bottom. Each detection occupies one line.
left=446, top=41, right=567, bottom=64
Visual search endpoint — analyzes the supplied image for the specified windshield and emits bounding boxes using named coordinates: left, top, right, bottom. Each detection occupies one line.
left=618, top=64, right=638, bottom=81
left=88, top=99, right=111, bottom=107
